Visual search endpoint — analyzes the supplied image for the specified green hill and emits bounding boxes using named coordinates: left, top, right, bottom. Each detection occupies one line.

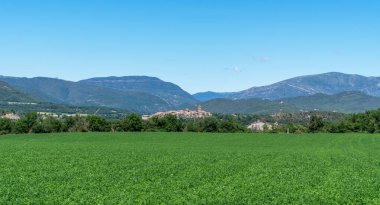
left=0, top=77, right=175, bottom=114
left=201, top=98, right=297, bottom=114
left=285, top=91, right=380, bottom=113
left=195, top=72, right=380, bottom=101
left=79, top=76, right=198, bottom=108
left=0, top=81, right=37, bottom=102
left=201, top=91, right=380, bottom=114
left=0, top=101, right=128, bottom=118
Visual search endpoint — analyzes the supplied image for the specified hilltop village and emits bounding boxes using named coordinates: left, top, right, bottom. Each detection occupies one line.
left=142, top=105, right=212, bottom=120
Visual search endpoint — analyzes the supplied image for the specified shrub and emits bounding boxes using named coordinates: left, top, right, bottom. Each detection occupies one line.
left=0, top=118, right=13, bottom=135
left=120, top=114, right=143, bottom=132
left=87, top=115, right=111, bottom=132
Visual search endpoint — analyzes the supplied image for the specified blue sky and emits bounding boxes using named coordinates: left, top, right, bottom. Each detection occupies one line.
left=0, top=0, right=379, bottom=93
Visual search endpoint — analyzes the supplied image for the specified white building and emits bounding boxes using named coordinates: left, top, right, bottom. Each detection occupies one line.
left=1, top=113, right=20, bottom=120
left=247, top=120, right=273, bottom=131
left=142, top=105, right=212, bottom=120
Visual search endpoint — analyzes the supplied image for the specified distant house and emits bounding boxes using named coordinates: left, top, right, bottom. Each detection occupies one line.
left=1, top=113, right=20, bottom=120
left=247, top=120, right=273, bottom=131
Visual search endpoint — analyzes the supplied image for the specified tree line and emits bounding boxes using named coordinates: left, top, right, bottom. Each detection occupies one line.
left=306, top=109, right=380, bottom=133
left=0, top=113, right=247, bottom=135
left=1, top=109, right=380, bottom=135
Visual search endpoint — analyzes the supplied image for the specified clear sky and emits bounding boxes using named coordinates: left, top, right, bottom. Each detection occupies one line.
left=0, top=0, right=379, bottom=93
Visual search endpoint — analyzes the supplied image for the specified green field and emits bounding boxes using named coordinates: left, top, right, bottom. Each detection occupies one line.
left=1, top=133, right=380, bottom=204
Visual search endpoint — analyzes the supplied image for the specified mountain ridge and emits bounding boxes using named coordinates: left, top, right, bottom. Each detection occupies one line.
left=0, top=76, right=196, bottom=114
left=78, top=76, right=197, bottom=108
left=194, top=72, right=380, bottom=101
left=201, top=91, right=380, bottom=114
left=0, top=80, right=38, bottom=103
left=2, top=72, right=380, bottom=114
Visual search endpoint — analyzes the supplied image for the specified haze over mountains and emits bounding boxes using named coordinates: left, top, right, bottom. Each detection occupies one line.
left=1, top=72, right=380, bottom=114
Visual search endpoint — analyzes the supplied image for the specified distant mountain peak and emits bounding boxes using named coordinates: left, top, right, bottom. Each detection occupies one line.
left=79, top=76, right=198, bottom=109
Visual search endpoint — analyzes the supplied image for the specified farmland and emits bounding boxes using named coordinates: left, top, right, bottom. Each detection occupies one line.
left=1, top=133, right=380, bottom=204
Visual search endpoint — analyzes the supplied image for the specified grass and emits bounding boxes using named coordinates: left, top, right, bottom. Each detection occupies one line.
left=1, top=132, right=380, bottom=204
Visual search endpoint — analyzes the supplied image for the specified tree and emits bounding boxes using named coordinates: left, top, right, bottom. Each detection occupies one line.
left=184, top=120, right=200, bottom=132
left=31, top=119, right=45, bottom=133
left=68, top=116, right=89, bottom=132
left=14, top=112, right=38, bottom=134
left=121, top=114, right=143, bottom=132
left=142, top=117, right=161, bottom=131
left=308, top=115, right=324, bottom=133
left=0, top=118, right=13, bottom=135
left=161, top=115, right=183, bottom=132
left=43, top=117, right=63, bottom=133
left=141, top=115, right=184, bottom=132
left=87, top=115, right=111, bottom=132
left=219, top=119, right=246, bottom=133
left=200, top=117, right=219, bottom=132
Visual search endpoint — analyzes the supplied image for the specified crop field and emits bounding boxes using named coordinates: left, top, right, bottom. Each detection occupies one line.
left=1, top=133, right=380, bottom=204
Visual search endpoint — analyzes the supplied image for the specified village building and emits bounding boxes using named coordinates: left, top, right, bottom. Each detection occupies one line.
left=142, top=105, right=212, bottom=120
left=247, top=120, right=273, bottom=131
left=0, top=113, right=20, bottom=120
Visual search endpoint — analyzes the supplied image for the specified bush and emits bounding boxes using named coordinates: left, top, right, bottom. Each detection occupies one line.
left=14, top=112, right=38, bottom=134
left=184, top=120, right=200, bottom=132
left=219, top=119, right=246, bottom=133
left=199, top=117, right=219, bottom=132
left=62, top=116, right=89, bottom=132
left=87, top=115, right=111, bottom=132
left=162, top=115, right=183, bottom=132
left=0, top=118, right=13, bottom=135
left=43, top=117, right=63, bottom=133
left=142, top=115, right=184, bottom=132
left=308, top=115, right=324, bottom=133
left=120, top=114, right=143, bottom=132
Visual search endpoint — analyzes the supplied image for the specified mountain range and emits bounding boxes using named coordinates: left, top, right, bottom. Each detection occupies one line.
left=1, top=72, right=380, bottom=114
left=0, top=76, right=196, bottom=114
left=79, top=76, right=197, bottom=107
left=201, top=91, right=380, bottom=114
left=194, top=72, right=380, bottom=101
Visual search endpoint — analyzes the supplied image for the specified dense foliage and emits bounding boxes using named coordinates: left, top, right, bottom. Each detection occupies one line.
left=326, top=109, right=380, bottom=133
left=1, top=109, right=380, bottom=135
left=0, top=113, right=249, bottom=135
